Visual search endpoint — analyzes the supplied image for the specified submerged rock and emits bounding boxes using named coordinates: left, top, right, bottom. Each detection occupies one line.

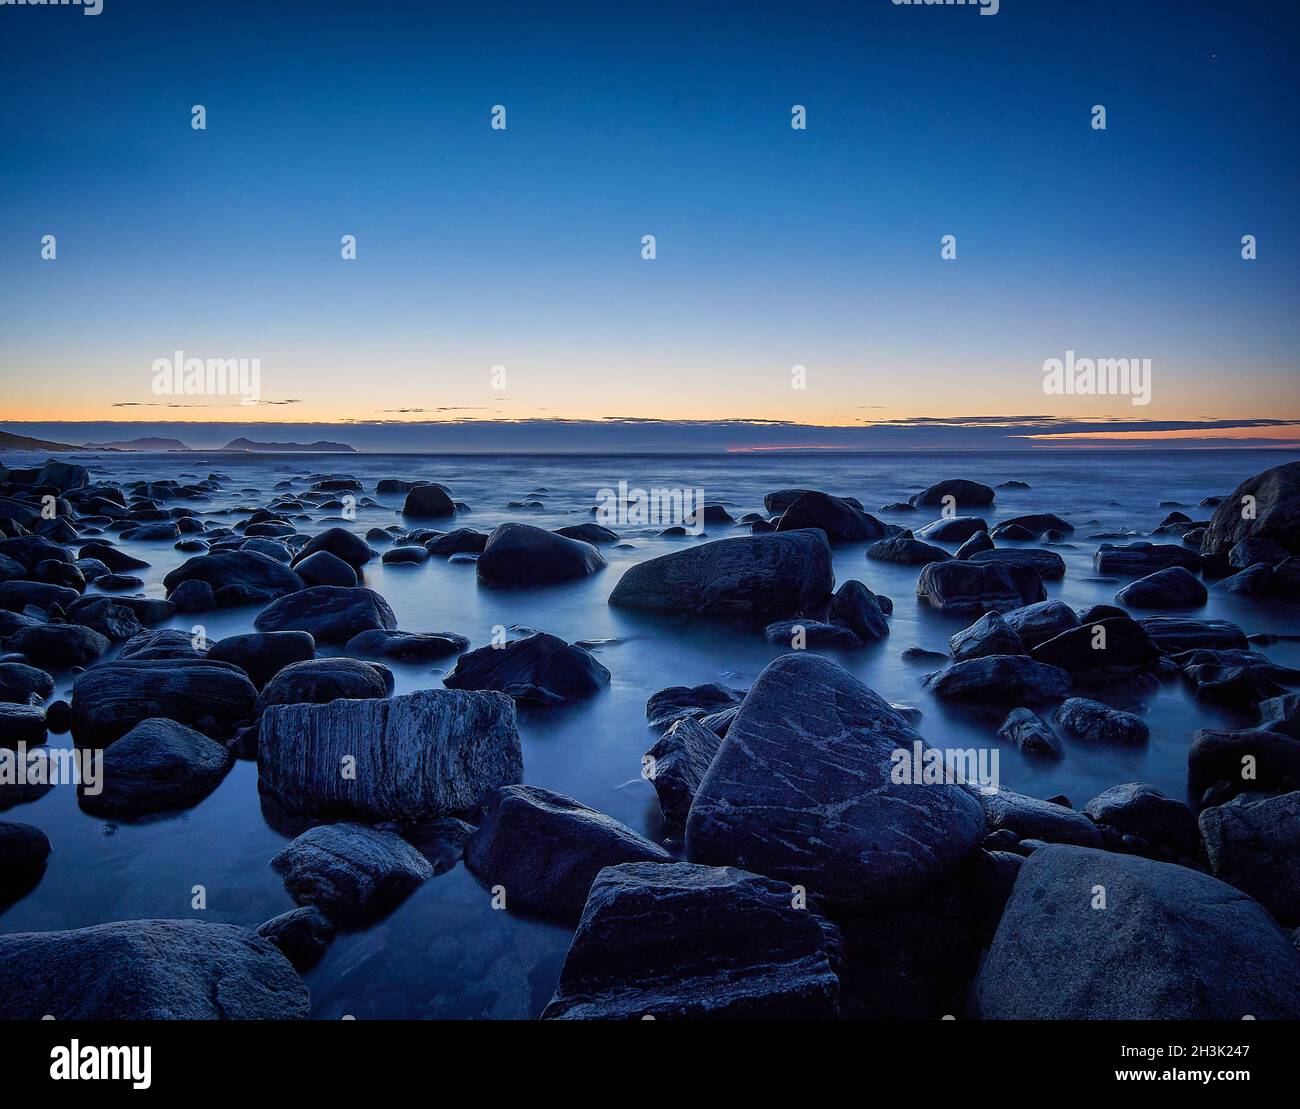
left=464, top=785, right=671, bottom=922
left=444, top=632, right=610, bottom=706
left=0, top=821, right=50, bottom=881
left=1031, top=616, right=1160, bottom=673
left=542, top=862, right=842, bottom=1019
left=476, top=523, right=606, bottom=586
left=763, top=619, right=861, bottom=649
left=345, top=628, right=468, bottom=660
left=79, top=717, right=234, bottom=816
left=973, top=844, right=1300, bottom=1019
left=915, top=516, right=989, bottom=543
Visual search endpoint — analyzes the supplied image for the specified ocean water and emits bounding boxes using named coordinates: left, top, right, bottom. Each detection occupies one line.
left=2, top=447, right=1297, bottom=1018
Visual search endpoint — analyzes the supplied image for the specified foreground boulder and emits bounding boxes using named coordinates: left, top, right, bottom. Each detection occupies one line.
left=1084, top=783, right=1198, bottom=861
left=258, top=688, right=521, bottom=820
left=79, top=718, right=234, bottom=816
left=0, top=919, right=309, bottom=1019
left=271, top=822, right=433, bottom=919
left=609, top=530, right=834, bottom=623
left=973, top=845, right=1300, bottom=1019
left=915, top=560, right=1044, bottom=616
left=464, top=785, right=671, bottom=922
left=687, top=654, right=985, bottom=907
left=254, top=586, right=396, bottom=643
left=542, top=862, right=842, bottom=1019
left=1199, top=791, right=1300, bottom=925
left=444, top=632, right=610, bottom=706
left=476, top=523, right=605, bottom=586
left=1201, top=461, right=1300, bottom=562
left=645, top=716, right=723, bottom=834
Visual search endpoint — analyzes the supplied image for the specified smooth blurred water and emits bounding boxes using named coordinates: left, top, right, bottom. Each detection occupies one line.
left=2, top=447, right=1297, bottom=1017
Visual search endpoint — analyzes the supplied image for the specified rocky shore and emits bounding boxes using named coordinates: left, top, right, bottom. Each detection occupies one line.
left=1, top=455, right=1299, bottom=1019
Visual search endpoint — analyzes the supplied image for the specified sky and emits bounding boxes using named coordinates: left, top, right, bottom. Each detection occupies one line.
left=2, top=0, right=1298, bottom=450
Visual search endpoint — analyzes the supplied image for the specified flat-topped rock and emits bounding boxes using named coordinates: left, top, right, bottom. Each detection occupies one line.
left=444, top=632, right=610, bottom=706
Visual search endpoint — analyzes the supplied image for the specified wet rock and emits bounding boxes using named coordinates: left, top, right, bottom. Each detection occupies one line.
left=645, top=683, right=745, bottom=730
left=974, top=844, right=1300, bottom=1019
left=7, top=623, right=110, bottom=669
left=0, top=703, right=47, bottom=747
left=923, top=655, right=1070, bottom=703
left=0, top=919, right=309, bottom=1019
left=1258, top=694, right=1300, bottom=738
left=254, top=585, right=396, bottom=643
left=1054, top=697, right=1149, bottom=744
left=0, top=580, right=79, bottom=615
left=866, top=536, right=950, bottom=565
left=994, top=514, right=1074, bottom=535
left=258, top=688, right=521, bottom=821
left=207, top=630, right=316, bottom=689
left=79, top=717, right=234, bottom=816
left=464, top=784, right=670, bottom=923
left=1138, top=615, right=1247, bottom=653
left=954, top=531, right=994, bottom=559
left=981, top=788, right=1102, bottom=847
left=169, top=578, right=216, bottom=612
left=967, top=547, right=1066, bottom=581
left=1115, top=565, right=1207, bottom=608
left=646, top=716, right=722, bottom=834
left=1189, top=728, right=1300, bottom=799
left=444, top=632, right=609, bottom=706
left=553, top=523, right=619, bottom=545
left=915, top=560, right=1043, bottom=616
left=345, top=628, right=468, bottom=660
left=1002, top=599, right=1078, bottom=649
left=763, top=619, right=861, bottom=648
left=68, top=597, right=143, bottom=641
left=687, top=654, right=986, bottom=908
left=255, top=906, right=334, bottom=971
left=1214, top=563, right=1274, bottom=596
left=827, top=579, right=889, bottom=642
left=476, top=523, right=606, bottom=586
left=292, top=550, right=358, bottom=588
left=996, top=708, right=1062, bottom=758
left=989, top=522, right=1036, bottom=541
left=0, top=821, right=50, bottom=882
left=1201, top=461, right=1300, bottom=563
left=402, top=484, right=457, bottom=518
left=1229, top=537, right=1290, bottom=569
left=271, top=822, right=433, bottom=919
left=1094, top=541, right=1201, bottom=576
left=542, top=862, right=842, bottom=1019
left=426, top=528, right=489, bottom=556
left=1200, top=791, right=1300, bottom=924
left=117, top=628, right=207, bottom=661
left=609, top=530, right=834, bottom=624
left=1175, top=648, right=1300, bottom=706
left=381, top=544, right=429, bottom=565
left=256, top=658, right=391, bottom=714
left=163, top=550, right=303, bottom=604
left=910, top=479, right=995, bottom=508
left=949, top=612, right=1024, bottom=662
left=292, top=527, right=373, bottom=571
left=78, top=542, right=148, bottom=573
left=1084, top=783, right=1198, bottom=860
left=915, top=516, right=989, bottom=543
left=1031, top=616, right=1160, bottom=673
left=775, top=491, right=884, bottom=543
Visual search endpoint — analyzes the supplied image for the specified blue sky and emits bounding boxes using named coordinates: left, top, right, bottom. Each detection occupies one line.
left=2, top=0, right=1298, bottom=447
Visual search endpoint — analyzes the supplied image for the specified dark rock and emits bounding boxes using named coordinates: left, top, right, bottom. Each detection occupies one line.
left=444, top=632, right=610, bottom=706
left=1084, top=783, right=1198, bottom=859
left=1032, top=616, right=1160, bottom=673
left=981, top=788, right=1102, bottom=846
left=916, top=560, right=1042, bottom=616
left=1189, top=728, right=1300, bottom=799
left=915, top=516, right=989, bottom=543
left=687, top=654, right=986, bottom=907
left=292, top=550, right=357, bottom=588
left=0, top=919, right=309, bottom=1019
left=1002, top=599, right=1078, bottom=649
left=554, top=523, right=619, bottom=545
left=866, top=537, right=950, bottom=565
left=1094, top=541, right=1201, bottom=576
left=763, top=619, right=861, bottom=648
left=169, top=578, right=216, bottom=612
left=464, top=785, right=670, bottom=923
left=207, top=630, right=316, bottom=689
left=68, top=597, right=143, bottom=640
left=828, top=580, right=889, bottom=641
left=910, top=479, right=995, bottom=508
left=1214, top=563, right=1274, bottom=596
left=541, top=862, right=842, bottom=1019
left=0, top=580, right=79, bottom=615
left=292, top=527, right=373, bottom=570
left=0, top=703, right=47, bottom=747
left=1200, top=791, right=1300, bottom=924
left=645, top=683, right=745, bottom=730
left=256, top=658, right=391, bottom=714
left=345, top=628, right=468, bottom=660
left=426, top=528, right=489, bottom=557
left=609, top=530, right=834, bottom=624
left=968, top=547, right=1066, bottom=581
left=1201, top=461, right=1300, bottom=562
left=1115, top=565, right=1207, bottom=608
left=255, top=907, right=334, bottom=971
left=775, top=491, right=883, bottom=544
left=1175, top=648, right=1300, bottom=706
left=78, top=542, right=148, bottom=572
left=79, top=717, right=234, bottom=816
left=923, top=655, right=1071, bottom=702
left=949, top=612, right=1024, bottom=661
left=402, top=484, right=457, bottom=518
left=763, top=489, right=814, bottom=513
left=476, top=523, right=606, bottom=586
left=271, top=822, right=433, bottom=919
left=8, top=623, right=110, bottom=669
left=974, top=844, right=1300, bottom=1019
left=645, top=716, right=722, bottom=834
left=0, top=821, right=50, bottom=879
left=1054, top=697, right=1149, bottom=744
left=258, top=688, right=521, bottom=820
left=44, top=699, right=70, bottom=733
left=1139, top=615, right=1248, bottom=653
left=254, top=585, right=396, bottom=643
left=1259, top=694, right=1300, bottom=738
left=163, top=550, right=303, bottom=603
left=1229, top=537, right=1290, bottom=569
left=954, top=531, right=994, bottom=559
left=996, top=708, right=1062, bottom=758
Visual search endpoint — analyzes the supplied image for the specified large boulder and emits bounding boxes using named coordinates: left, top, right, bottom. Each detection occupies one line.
left=7, top=623, right=109, bottom=669
left=70, top=658, right=257, bottom=746
left=1199, top=791, right=1300, bottom=925
left=973, top=845, right=1300, bottom=1019
left=1201, top=461, right=1300, bottom=562
left=207, top=630, right=315, bottom=689
left=162, top=550, right=303, bottom=604
left=402, top=484, right=456, bottom=518
left=915, top=560, right=1044, bottom=616
left=686, top=654, right=985, bottom=908
left=271, top=822, right=433, bottom=919
left=0, top=919, right=309, bottom=1019
left=444, top=632, right=610, bottom=706
left=253, top=586, right=396, bottom=643
left=923, top=655, right=1071, bottom=703
left=1002, top=599, right=1078, bottom=649
left=910, top=479, right=995, bottom=508
left=464, top=785, right=671, bottom=922
left=258, top=688, right=521, bottom=821
left=967, top=547, right=1066, bottom=581
left=775, top=491, right=884, bottom=543
left=255, top=657, right=391, bottom=714
left=475, top=523, right=606, bottom=586
left=645, top=716, right=723, bottom=834
left=1115, top=565, right=1207, bottom=608
left=1084, top=783, right=1198, bottom=860
left=609, top=530, right=834, bottom=624
left=1093, top=541, right=1201, bottom=576
left=79, top=717, right=234, bottom=816
left=949, top=611, right=1023, bottom=661
left=291, top=527, right=372, bottom=571
left=542, top=862, right=842, bottom=1019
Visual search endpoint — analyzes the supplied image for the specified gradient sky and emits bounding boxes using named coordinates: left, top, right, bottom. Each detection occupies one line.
left=2, top=0, right=1298, bottom=442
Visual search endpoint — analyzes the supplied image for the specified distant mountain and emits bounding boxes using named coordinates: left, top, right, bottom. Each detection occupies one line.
left=84, top=436, right=192, bottom=451
left=0, top=429, right=88, bottom=452
left=221, top=437, right=357, bottom=453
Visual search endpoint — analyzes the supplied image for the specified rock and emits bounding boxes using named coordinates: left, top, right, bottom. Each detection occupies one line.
left=402, top=484, right=456, bottom=518
left=292, top=550, right=358, bottom=588
left=686, top=654, right=986, bottom=907
left=541, top=862, right=842, bottom=1019
left=207, top=630, right=316, bottom=688
left=981, top=789, right=1102, bottom=846
left=828, top=580, right=889, bottom=641
left=1084, top=783, right=1198, bottom=859
left=258, top=688, right=521, bottom=820
left=915, top=516, right=989, bottom=543
left=426, top=528, right=489, bottom=556
left=271, top=822, right=433, bottom=919
left=949, top=612, right=1024, bottom=662
left=464, top=785, right=670, bottom=923
left=444, top=632, right=609, bottom=706
left=989, top=523, right=1036, bottom=541
left=646, top=716, right=722, bottom=834
left=1115, top=565, right=1207, bottom=608
left=1031, top=616, right=1161, bottom=673
left=0, top=580, right=79, bottom=615
left=0, top=919, right=309, bottom=1019
left=380, top=544, right=429, bottom=565
left=0, top=820, right=50, bottom=885
left=866, top=537, right=950, bottom=565
left=923, top=655, right=1071, bottom=702
left=117, top=628, right=207, bottom=661
left=68, top=597, right=143, bottom=641
left=1214, top=563, right=1274, bottom=596
left=345, top=628, right=468, bottom=660
left=763, top=489, right=815, bottom=513
left=169, top=579, right=216, bottom=612
left=967, top=547, right=1066, bottom=581
left=1002, top=599, right=1078, bottom=649
left=1175, top=648, right=1300, bottom=706
left=645, top=683, right=745, bottom=730
left=1189, top=728, right=1300, bottom=799
left=79, top=718, right=234, bottom=816
left=475, top=523, right=606, bottom=586
left=1139, top=615, right=1247, bottom=653
left=915, top=560, right=1043, bottom=616
left=78, top=542, right=148, bottom=573
left=763, top=619, right=861, bottom=648
left=0, top=662, right=54, bottom=704
left=163, top=550, right=303, bottom=603
left=292, top=527, right=372, bottom=570
left=954, top=531, right=994, bottom=559
left=1201, top=461, right=1300, bottom=562
left=996, top=708, right=1062, bottom=758
left=255, top=907, right=334, bottom=972
left=554, top=523, right=619, bottom=545
left=998, top=512, right=1075, bottom=536
left=609, top=530, right=834, bottom=624
left=70, top=658, right=257, bottom=746
left=973, top=844, right=1300, bottom=1019
left=1200, top=791, right=1300, bottom=924
left=1054, top=697, right=1149, bottom=744
left=1259, top=694, right=1300, bottom=738
left=254, top=586, right=396, bottom=643
left=775, top=491, right=883, bottom=543
left=7, top=623, right=110, bottom=669
left=1229, top=537, right=1290, bottom=569
left=0, top=703, right=47, bottom=747
left=910, top=479, right=995, bottom=508
left=256, top=658, right=391, bottom=714
left=1094, top=541, right=1201, bottom=576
